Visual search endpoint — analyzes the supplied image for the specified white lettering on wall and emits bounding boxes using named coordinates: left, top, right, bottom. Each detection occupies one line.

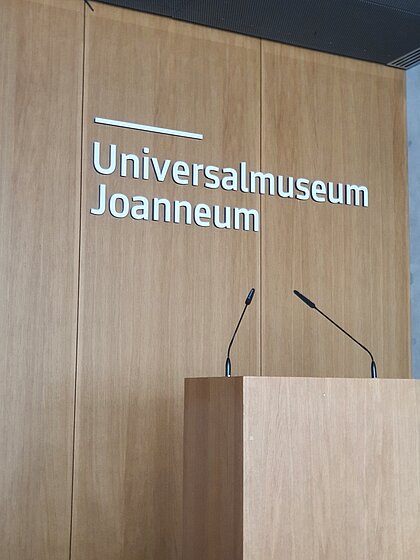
left=90, top=184, right=260, bottom=232
left=91, top=117, right=371, bottom=234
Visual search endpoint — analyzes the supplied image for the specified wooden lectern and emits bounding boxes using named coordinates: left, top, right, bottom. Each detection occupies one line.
left=183, top=377, right=420, bottom=560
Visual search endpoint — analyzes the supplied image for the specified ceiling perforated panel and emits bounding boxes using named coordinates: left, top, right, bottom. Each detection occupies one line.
left=96, top=0, right=420, bottom=68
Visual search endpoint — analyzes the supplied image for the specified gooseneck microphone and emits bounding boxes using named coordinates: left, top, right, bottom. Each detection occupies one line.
left=293, top=290, right=378, bottom=379
left=225, top=288, right=255, bottom=378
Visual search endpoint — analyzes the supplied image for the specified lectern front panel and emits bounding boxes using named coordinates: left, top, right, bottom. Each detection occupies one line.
left=243, top=377, right=420, bottom=559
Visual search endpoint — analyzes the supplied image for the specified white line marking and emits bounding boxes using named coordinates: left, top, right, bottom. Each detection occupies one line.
left=94, top=117, right=203, bottom=140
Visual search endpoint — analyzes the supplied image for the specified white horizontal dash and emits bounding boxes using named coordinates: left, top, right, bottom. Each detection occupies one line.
left=94, top=117, right=203, bottom=140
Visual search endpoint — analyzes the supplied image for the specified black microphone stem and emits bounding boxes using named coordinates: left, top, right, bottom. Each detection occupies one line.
left=315, top=307, right=377, bottom=378
left=225, top=305, right=247, bottom=378
left=227, top=306, right=247, bottom=359
left=293, top=289, right=377, bottom=379
left=225, top=288, right=255, bottom=378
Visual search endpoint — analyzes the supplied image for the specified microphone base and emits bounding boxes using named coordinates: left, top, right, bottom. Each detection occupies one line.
left=371, top=360, right=378, bottom=379
left=225, top=357, right=232, bottom=378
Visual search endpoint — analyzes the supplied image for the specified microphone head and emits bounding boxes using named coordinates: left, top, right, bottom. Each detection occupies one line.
left=245, top=288, right=255, bottom=305
left=293, top=289, right=316, bottom=309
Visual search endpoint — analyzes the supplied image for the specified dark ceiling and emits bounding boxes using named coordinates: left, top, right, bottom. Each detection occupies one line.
left=96, top=0, right=420, bottom=69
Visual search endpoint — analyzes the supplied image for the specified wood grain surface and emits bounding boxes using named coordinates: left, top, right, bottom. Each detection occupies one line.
left=71, top=4, right=260, bottom=559
left=0, top=0, right=83, bottom=558
left=184, top=377, right=420, bottom=560
left=243, top=377, right=420, bottom=559
left=0, top=2, right=411, bottom=559
left=183, top=377, right=243, bottom=560
left=261, top=43, right=410, bottom=380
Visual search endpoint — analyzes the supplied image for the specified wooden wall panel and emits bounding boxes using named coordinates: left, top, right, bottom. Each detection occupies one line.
left=72, top=5, right=260, bottom=559
left=261, top=44, right=410, bottom=379
left=0, top=2, right=408, bottom=558
left=0, top=0, right=83, bottom=558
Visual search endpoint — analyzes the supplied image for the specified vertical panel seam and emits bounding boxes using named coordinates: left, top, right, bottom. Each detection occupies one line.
left=69, top=3, right=87, bottom=559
